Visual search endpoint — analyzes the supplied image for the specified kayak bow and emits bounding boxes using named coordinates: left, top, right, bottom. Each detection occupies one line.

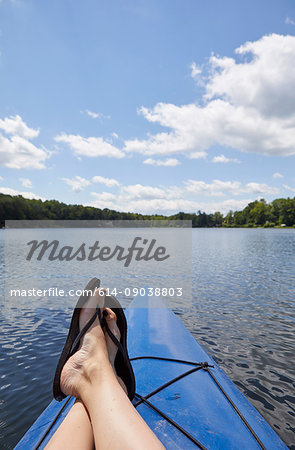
left=15, top=293, right=287, bottom=449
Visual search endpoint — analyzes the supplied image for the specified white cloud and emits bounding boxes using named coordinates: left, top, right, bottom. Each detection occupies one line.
left=0, top=187, right=44, bottom=200
left=92, top=175, right=120, bottom=187
left=243, top=182, right=279, bottom=196
left=124, top=34, right=295, bottom=158
left=0, top=176, right=3, bottom=181
left=272, top=172, right=284, bottom=179
left=185, top=179, right=241, bottom=197
left=202, top=198, right=253, bottom=214
left=91, top=183, right=182, bottom=210
left=212, top=154, right=240, bottom=163
left=91, top=192, right=117, bottom=202
left=0, top=115, right=39, bottom=139
left=81, top=110, right=111, bottom=120
left=186, top=179, right=279, bottom=197
left=55, top=133, right=125, bottom=159
left=190, top=62, right=202, bottom=80
left=89, top=189, right=189, bottom=213
left=285, top=17, right=295, bottom=25
left=143, top=158, right=180, bottom=167
left=283, top=184, right=295, bottom=193
left=188, top=151, right=207, bottom=159
left=121, top=184, right=167, bottom=200
left=61, top=176, right=91, bottom=192
left=0, top=115, right=49, bottom=169
left=0, top=135, right=49, bottom=169
left=89, top=189, right=253, bottom=215
left=88, top=178, right=279, bottom=214
left=61, top=175, right=120, bottom=192
left=204, top=34, right=295, bottom=119
left=19, top=177, right=32, bottom=188
left=89, top=192, right=119, bottom=211
left=84, top=110, right=100, bottom=119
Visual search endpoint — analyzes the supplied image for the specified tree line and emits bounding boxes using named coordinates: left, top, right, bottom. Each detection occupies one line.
left=0, top=193, right=295, bottom=227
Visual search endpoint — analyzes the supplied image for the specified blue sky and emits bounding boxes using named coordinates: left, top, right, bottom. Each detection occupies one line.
left=0, top=0, right=295, bottom=214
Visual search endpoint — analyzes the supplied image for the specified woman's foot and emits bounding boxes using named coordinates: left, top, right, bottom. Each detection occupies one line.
left=60, top=288, right=112, bottom=399
left=103, top=306, right=128, bottom=395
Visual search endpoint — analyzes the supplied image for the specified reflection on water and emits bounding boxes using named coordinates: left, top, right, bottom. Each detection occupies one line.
left=0, top=228, right=294, bottom=448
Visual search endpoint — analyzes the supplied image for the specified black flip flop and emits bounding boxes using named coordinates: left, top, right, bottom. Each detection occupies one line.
left=103, top=294, right=136, bottom=401
left=53, top=277, right=101, bottom=401
left=53, top=278, right=135, bottom=401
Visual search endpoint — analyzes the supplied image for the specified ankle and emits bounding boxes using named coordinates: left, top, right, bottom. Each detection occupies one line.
left=79, top=360, right=116, bottom=402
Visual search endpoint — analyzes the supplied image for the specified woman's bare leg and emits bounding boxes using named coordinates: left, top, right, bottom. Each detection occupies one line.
left=46, top=291, right=164, bottom=449
left=46, top=307, right=128, bottom=449
left=45, top=288, right=106, bottom=450
left=63, top=328, right=163, bottom=449
left=45, top=399, right=94, bottom=450
left=61, top=290, right=164, bottom=450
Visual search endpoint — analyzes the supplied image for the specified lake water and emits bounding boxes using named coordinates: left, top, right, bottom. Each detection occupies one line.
left=0, top=228, right=294, bottom=448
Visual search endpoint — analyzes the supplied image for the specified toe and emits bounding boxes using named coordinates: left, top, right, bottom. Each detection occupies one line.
left=103, top=307, right=117, bottom=322
left=103, top=308, right=121, bottom=342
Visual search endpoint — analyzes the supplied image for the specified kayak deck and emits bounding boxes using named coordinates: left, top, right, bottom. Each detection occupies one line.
left=16, top=293, right=287, bottom=449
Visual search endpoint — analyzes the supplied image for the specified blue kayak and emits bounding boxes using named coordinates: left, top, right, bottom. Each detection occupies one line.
left=16, top=293, right=287, bottom=449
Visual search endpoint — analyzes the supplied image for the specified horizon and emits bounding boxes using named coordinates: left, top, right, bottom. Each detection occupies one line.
left=1, top=192, right=295, bottom=224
